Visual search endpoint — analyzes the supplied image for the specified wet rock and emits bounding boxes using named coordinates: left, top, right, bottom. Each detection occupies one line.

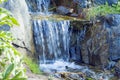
left=70, top=20, right=92, bottom=31
left=105, top=14, right=120, bottom=27
left=56, top=6, right=73, bottom=15
left=81, top=23, right=109, bottom=67
left=56, top=72, right=85, bottom=80
left=115, top=60, right=120, bottom=78
left=84, top=70, right=95, bottom=78
left=94, top=0, right=118, bottom=5
left=69, top=28, right=85, bottom=62
left=106, top=61, right=116, bottom=70
left=70, top=13, right=78, bottom=17
left=106, top=14, right=120, bottom=61
left=81, top=14, right=120, bottom=68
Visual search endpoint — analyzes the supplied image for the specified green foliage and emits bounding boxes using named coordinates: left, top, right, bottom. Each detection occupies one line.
left=0, top=0, right=27, bottom=80
left=0, top=31, right=27, bottom=80
left=0, top=0, right=7, bottom=4
left=2, top=63, right=14, bottom=79
left=24, top=56, right=41, bottom=74
left=0, top=8, right=19, bottom=26
left=87, top=2, right=120, bottom=19
left=86, top=77, right=94, bottom=80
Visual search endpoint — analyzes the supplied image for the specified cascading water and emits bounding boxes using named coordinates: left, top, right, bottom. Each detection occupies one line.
left=31, top=0, right=73, bottom=72
left=26, top=0, right=50, bottom=14
left=33, top=20, right=70, bottom=64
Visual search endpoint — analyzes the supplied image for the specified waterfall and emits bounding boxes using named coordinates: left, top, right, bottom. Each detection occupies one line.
left=29, top=0, right=71, bottom=65
left=33, top=20, right=70, bottom=64
left=26, top=0, right=50, bottom=13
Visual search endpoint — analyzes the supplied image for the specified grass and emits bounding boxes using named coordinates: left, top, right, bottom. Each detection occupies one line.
left=86, top=2, right=120, bottom=19
left=24, top=56, right=41, bottom=74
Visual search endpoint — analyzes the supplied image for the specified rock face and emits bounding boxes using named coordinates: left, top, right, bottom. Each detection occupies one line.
left=115, top=60, right=120, bottom=78
left=69, top=20, right=92, bottom=62
left=79, top=14, right=120, bottom=68
left=81, top=22, right=109, bottom=67
left=1, top=0, right=34, bottom=54
left=106, top=14, right=120, bottom=61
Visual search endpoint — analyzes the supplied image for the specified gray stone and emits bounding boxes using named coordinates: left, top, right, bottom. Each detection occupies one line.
left=106, top=15, right=120, bottom=61
left=81, top=23, right=109, bottom=66
left=56, top=6, right=73, bottom=15
left=106, top=61, right=116, bottom=69
left=70, top=13, right=78, bottom=17
left=2, top=0, right=35, bottom=54
left=80, top=14, right=120, bottom=67
left=115, top=60, right=120, bottom=78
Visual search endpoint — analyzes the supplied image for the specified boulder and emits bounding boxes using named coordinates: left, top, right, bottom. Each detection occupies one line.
left=56, top=6, right=73, bottom=15
left=2, top=0, right=35, bottom=54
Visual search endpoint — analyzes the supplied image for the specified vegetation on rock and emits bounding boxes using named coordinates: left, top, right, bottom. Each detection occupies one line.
left=87, top=1, right=120, bottom=19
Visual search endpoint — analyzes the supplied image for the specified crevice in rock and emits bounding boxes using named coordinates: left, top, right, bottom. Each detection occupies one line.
left=12, top=42, right=32, bottom=54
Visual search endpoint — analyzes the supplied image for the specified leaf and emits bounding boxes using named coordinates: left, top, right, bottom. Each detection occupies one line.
left=0, top=8, right=11, bottom=15
left=11, top=78, right=27, bottom=80
left=0, top=61, right=5, bottom=67
left=0, top=8, right=19, bottom=26
left=0, top=13, right=7, bottom=20
left=11, top=71, right=22, bottom=79
left=2, top=63, right=14, bottom=80
left=9, top=17, right=20, bottom=26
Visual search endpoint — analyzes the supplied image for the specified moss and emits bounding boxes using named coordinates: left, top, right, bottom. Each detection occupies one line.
left=24, top=56, right=41, bottom=74
left=32, top=14, right=86, bottom=21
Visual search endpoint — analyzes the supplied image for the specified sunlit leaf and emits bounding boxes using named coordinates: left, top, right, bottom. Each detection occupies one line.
left=2, top=63, right=14, bottom=79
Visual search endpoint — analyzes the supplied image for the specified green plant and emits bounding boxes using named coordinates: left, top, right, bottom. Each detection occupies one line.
left=0, top=0, right=27, bottom=80
left=87, top=2, right=120, bottom=19
left=0, top=0, right=7, bottom=3
left=24, top=56, right=41, bottom=74
left=0, top=31, right=27, bottom=80
left=0, top=7, right=19, bottom=26
left=86, top=77, right=94, bottom=80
